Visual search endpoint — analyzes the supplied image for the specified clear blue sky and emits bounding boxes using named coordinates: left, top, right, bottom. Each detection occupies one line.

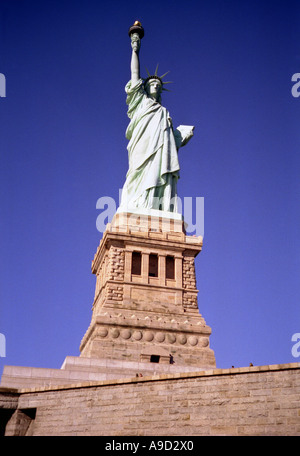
left=0, top=0, right=299, bottom=377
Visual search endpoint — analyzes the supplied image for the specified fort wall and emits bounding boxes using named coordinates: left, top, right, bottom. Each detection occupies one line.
left=1, top=363, right=299, bottom=436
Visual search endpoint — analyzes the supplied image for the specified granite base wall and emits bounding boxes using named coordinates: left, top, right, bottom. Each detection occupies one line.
left=1, top=363, right=299, bottom=436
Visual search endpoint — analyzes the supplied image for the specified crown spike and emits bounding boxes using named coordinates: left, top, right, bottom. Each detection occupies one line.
left=160, top=71, right=170, bottom=80
left=145, top=67, right=151, bottom=77
left=154, top=64, right=159, bottom=76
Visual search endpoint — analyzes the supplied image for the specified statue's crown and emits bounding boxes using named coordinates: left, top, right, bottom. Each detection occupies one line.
left=143, top=65, right=172, bottom=91
left=144, top=74, right=163, bottom=86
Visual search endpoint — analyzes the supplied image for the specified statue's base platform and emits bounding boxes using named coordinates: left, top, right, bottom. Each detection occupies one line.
left=0, top=355, right=214, bottom=390
left=112, top=208, right=187, bottom=234
left=116, top=206, right=184, bottom=221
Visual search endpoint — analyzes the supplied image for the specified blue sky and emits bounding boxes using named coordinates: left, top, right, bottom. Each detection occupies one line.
left=0, top=0, right=299, bottom=377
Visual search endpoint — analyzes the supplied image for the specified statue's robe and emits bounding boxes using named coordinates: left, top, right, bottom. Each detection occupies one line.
left=119, top=78, right=180, bottom=212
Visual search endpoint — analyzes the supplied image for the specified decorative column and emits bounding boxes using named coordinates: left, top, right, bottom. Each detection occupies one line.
left=174, top=255, right=183, bottom=288
left=158, top=254, right=166, bottom=286
left=124, top=249, right=132, bottom=282
left=142, top=252, right=149, bottom=283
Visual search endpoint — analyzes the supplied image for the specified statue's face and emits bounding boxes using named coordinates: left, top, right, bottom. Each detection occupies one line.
left=146, top=79, right=162, bottom=100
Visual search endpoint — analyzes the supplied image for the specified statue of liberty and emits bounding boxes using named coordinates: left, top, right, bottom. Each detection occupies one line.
left=118, top=21, right=194, bottom=215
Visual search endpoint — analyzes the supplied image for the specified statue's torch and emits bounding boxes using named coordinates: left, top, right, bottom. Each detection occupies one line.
left=128, top=20, right=144, bottom=39
left=128, top=21, right=144, bottom=51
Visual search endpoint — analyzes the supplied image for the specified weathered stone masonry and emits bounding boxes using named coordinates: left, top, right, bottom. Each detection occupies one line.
left=78, top=213, right=216, bottom=369
left=1, top=363, right=299, bottom=436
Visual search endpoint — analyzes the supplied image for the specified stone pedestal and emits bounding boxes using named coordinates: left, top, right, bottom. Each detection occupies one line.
left=79, top=211, right=216, bottom=370
left=0, top=210, right=216, bottom=390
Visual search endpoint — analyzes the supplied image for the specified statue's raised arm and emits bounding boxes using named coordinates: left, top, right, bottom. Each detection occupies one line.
left=128, top=21, right=143, bottom=84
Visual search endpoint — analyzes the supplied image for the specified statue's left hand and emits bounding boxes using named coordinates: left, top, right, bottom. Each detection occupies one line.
left=174, top=125, right=195, bottom=149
